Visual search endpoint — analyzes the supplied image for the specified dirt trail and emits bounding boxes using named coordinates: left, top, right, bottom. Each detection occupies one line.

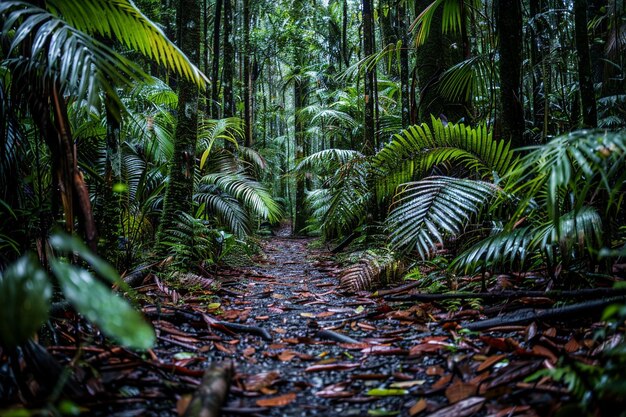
left=62, top=227, right=572, bottom=416
left=216, top=231, right=418, bottom=416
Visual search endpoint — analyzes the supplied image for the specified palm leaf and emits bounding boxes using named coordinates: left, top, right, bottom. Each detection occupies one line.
left=47, top=0, right=206, bottom=86
left=387, top=176, right=497, bottom=258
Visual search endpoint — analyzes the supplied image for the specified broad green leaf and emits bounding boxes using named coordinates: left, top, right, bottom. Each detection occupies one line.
left=366, top=388, right=409, bottom=396
left=0, top=255, right=51, bottom=348
left=49, top=232, right=120, bottom=285
left=50, top=260, right=155, bottom=350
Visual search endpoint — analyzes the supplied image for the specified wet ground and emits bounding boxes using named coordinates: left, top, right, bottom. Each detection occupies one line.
left=33, top=227, right=590, bottom=416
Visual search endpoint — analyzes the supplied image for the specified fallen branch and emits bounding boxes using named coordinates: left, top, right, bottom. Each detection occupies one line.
left=387, top=287, right=626, bottom=303
left=464, top=295, right=626, bottom=331
left=331, top=232, right=359, bottom=253
left=203, top=314, right=272, bottom=341
left=183, top=362, right=233, bottom=417
left=316, top=329, right=360, bottom=344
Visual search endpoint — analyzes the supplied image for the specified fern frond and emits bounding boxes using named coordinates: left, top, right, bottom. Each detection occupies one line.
left=450, top=227, right=535, bottom=274
left=387, top=176, right=497, bottom=258
left=340, top=249, right=403, bottom=292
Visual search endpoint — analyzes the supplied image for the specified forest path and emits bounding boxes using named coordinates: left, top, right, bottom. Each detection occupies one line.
left=88, top=226, right=570, bottom=416
left=213, top=227, right=432, bottom=416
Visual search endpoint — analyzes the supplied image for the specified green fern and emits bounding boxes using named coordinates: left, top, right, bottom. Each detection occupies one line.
left=340, top=249, right=403, bottom=292
left=374, top=116, right=517, bottom=201
left=387, top=176, right=497, bottom=259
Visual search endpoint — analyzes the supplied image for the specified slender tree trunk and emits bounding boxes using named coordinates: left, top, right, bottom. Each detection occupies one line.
left=574, top=0, right=598, bottom=128
left=497, top=0, right=525, bottom=147
left=362, top=0, right=375, bottom=154
left=243, top=0, right=253, bottom=146
left=157, top=0, right=200, bottom=248
left=222, top=0, right=234, bottom=120
left=398, top=0, right=410, bottom=128
left=211, top=0, right=223, bottom=119
left=342, top=0, right=349, bottom=68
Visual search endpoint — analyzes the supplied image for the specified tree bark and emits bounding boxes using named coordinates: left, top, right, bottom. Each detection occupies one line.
left=243, top=0, right=253, bottom=147
left=362, top=0, right=375, bottom=154
left=210, top=0, right=222, bottom=119
left=497, top=0, right=526, bottom=147
left=156, top=0, right=200, bottom=249
left=222, top=0, right=234, bottom=120
left=574, top=0, right=598, bottom=128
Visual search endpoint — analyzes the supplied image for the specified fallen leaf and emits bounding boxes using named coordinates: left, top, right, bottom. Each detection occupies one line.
left=564, top=338, right=581, bottom=353
left=366, top=388, right=408, bottom=396
left=531, top=345, right=557, bottom=364
left=214, top=342, right=235, bottom=354
left=305, top=363, right=360, bottom=372
left=176, top=394, right=193, bottom=415
left=317, top=311, right=335, bottom=318
left=432, top=374, right=453, bottom=390
left=316, top=382, right=354, bottom=398
left=244, top=371, right=281, bottom=391
left=361, top=346, right=408, bottom=356
left=278, top=350, right=298, bottom=361
left=426, top=397, right=485, bottom=417
left=409, top=399, right=427, bottom=416
left=256, top=392, right=296, bottom=407
left=477, top=354, right=508, bottom=372
left=300, top=312, right=315, bottom=318
left=445, top=380, right=478, bottom=403
left=389, top=380, right=426, bottom=389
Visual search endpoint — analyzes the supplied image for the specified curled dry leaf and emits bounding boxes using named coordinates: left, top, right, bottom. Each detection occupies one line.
left=255, top=392, right=297, bottom=407
left=244, top=371, right=281, bottom=392
left=409, top=399, right=427, bottom=416
left=316, top=382, right=354, bottom=398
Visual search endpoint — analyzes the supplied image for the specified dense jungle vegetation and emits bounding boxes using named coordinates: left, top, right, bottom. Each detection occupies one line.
left=1, top=0, right=626, bottom=416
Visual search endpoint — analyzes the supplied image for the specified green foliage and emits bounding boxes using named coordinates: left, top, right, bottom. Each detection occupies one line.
left=0, top=233, right=154, bottom=351
left=374, top=116, right=517, bottom=201
left=340, top=248, right=404, bottom=292
left=0, top=255, right=52, bottom=349
left=158, top=212, right=216, bottom=270
left=387, top=176, right=497, bottom=258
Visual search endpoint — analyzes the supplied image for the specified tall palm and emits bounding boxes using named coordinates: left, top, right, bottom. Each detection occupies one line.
left=0, top=0, right=205, bottom=252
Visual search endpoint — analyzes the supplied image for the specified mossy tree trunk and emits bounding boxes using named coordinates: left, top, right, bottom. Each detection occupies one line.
left=156, top=0, right=200, bottom=250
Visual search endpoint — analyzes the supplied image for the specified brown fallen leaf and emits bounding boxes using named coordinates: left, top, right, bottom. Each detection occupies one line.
left=409, top=398, right=427, bottom=416
left=256, top=392, right=296, bottom=407
left=244, top=371, right=281, bottom=391
left=278, top=350, right=298, bottom=361
left=477, top=354, right=508, bottom=372
left=564, top=337, right=581, bottom=353
left=214, top=342, right=235, bottom=354
left=531, top=344, right=557, bottom=364
left=176, top=394, right=193, bottom=416
left=316, top=382, right=354, bottom=398
left=427, top=396, right=485, bottom=417
left=305, top=362, right=360, bottom=372
left=432, top=374, right=453, bottom=390
left=445, top=380, right=478, bottom=403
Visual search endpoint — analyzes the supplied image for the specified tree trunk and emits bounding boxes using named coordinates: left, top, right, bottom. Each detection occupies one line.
left=157, top=0, right=200, bottom=249
left=222, top=0, right=235, bottom=120
left=497, top=0, right=526, bottom=147
left=210, top=0, right=223, bottom=119
left=398, top=0, right=410, bottom=129
left=574, top=0, right=598, bottom=128
left=362, top=0, right=375, bottom=154
left=243, top=0, right=253, bottom=146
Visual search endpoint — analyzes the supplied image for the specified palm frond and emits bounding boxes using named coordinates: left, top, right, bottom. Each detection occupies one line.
left=450, top=227, right=535, bottom=274
left=200, top=172, right=283, bottom=224
left=194, top=186, right=250, bottom=236
left=340, top=249, right=403, bottom=292
left=387, top=176, right=497, bottom=258
left=296, top=148, right=364, bottom=173
left=47, top=0, right=206, bottom=86
left=374, top=117, right=516, bottom=201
